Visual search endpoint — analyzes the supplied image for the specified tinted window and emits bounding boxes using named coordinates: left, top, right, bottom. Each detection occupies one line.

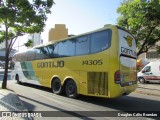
left=76, top=36, right=89, bottom=55
left=16, top=53, right=22, bottom=62
left=27, top=49, right=36, bottom=61
left=15, top=29, right=112, bottom=61
left=90, top=30, right=111, bottom=53
left=58, top=42, right=67, bottom=57
left=58, top=39, right=75, bottom=57
left=47, top=45, right=54, bottom=58
left=40, top=47, right=49, bottom=59
left=21, top=53, right=25, bottom=61
left=142, top=66, right=151, bottom=73
left=67, top=39, right=76, bottom=56
left=35, top=48, right=43, bottom=60
left=53, top=43, right=59, bottom=58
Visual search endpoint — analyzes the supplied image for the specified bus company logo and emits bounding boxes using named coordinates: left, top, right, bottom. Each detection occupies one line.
left=123, top=35, right=133, bottom=47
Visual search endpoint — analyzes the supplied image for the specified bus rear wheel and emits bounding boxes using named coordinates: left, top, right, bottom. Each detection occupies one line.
left=51, top=78, right=63, bottom=95
left=65, top=80, right=78, bottom=98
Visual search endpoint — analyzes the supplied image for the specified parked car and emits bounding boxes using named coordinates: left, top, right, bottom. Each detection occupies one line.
left=138, top=62, right=160, bottom=83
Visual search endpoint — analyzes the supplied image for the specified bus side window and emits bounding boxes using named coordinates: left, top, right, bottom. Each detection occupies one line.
left=47, top=45, right=54, bottom=58
left=58, top=39, right=76, bottom=57
left=76, top=35, right=89, bottom=55
left=68, top=39, right=76, bottom=56
left=21, top=53, right=24, bottom=61
left=43, top=47, right=50, bottom=59
left=90, top=30, right=111, bottom=54
left=58, top=42, right=66, bottom=57
left=19, top=54, right=22, bottom=61
left=27, top=50, right=34, bottom=61
left=38, top=47, right=49, bottom=59
left=35, top=48, right=41, bottom=60
left=27, top=51, right=31, bottom=61
left=53, top=43, right=59, bottom=58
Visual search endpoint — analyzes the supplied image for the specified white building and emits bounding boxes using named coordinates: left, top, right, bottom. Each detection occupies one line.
left=0, top=41, right=17, bottom=61
left=28, top=33, right=42, bottom=46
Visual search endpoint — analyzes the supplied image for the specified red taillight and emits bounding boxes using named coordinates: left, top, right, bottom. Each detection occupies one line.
left=114, top=70, right=121, bottom=84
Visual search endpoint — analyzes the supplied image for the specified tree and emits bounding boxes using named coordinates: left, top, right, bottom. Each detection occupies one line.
left=117, top=0, right=160, bottom=56
left=24, top=39, right=33, bottom=47
left=0, top=0, right=54, bottom=89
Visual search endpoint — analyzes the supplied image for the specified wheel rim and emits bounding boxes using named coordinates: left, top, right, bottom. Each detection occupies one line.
left=139, top=78, right=145, bottom=83
left=53, top=81, right=61, bottom=91
left=67, top=84, right=75, bottom=94
left=52, top=78, right=62, bottom=94
left=65, top=80, right=77, bottom=98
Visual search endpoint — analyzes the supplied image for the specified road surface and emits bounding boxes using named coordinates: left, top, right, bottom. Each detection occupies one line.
left=6, top=80, right=160, bottom=120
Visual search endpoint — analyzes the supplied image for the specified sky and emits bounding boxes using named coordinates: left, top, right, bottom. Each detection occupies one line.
left=15, top=0, right=122, bottom=51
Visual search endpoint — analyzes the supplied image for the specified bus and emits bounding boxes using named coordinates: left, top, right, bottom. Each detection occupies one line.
left=11, top=24, right=137, bottom=98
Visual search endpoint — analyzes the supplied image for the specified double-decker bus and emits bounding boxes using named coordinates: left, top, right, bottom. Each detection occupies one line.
left=12, top=24, right=137, bottom=98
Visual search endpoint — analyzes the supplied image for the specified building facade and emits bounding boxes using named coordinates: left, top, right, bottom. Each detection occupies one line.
left=48, top=24, right=68, bottom=41
left=28, top=33, right=42, bottom=46
left=0, top=41, right=17, bottom=61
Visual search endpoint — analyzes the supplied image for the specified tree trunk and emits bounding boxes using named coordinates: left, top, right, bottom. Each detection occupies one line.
left=2, top=53, right=9, bottom=89
left=2, top=19, right=9, bottom=89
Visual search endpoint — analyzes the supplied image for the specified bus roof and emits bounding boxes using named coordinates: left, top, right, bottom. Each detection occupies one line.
left=34, top=24, right=116, bottom=48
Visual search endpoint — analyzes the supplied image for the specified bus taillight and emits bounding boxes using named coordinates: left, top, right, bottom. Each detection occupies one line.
left=114, top=70, right=121, bottom=84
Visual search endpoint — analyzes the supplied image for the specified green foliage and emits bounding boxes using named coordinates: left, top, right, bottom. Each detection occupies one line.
left=0, top=0, right=54, bottom=88
left=117, top=0, right=160, bottom=56
left=24, top=39, right=33, bottom=47
left=0, top=0, right=54, bottom=35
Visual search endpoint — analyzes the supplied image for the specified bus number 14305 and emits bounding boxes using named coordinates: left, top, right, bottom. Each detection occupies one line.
left=82, top=60, right=103, bottom=65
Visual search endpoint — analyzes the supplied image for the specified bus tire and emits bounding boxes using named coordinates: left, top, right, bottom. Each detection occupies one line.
left=65, top=79, right=78, bottom=98
left=51, top=78, right=63, bottom=95
left=15, top=74, right=20, bottom=84
left=138, top=77, right=146, bottom=84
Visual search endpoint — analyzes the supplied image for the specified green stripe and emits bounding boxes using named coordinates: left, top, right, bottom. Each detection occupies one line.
left=21, top=62, right=38, bottom=80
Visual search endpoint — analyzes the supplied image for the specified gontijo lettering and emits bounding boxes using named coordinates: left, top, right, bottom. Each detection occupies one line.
left=121, top=47, right=136, bottom=57
left=37, top=61, right=64, bottom=68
